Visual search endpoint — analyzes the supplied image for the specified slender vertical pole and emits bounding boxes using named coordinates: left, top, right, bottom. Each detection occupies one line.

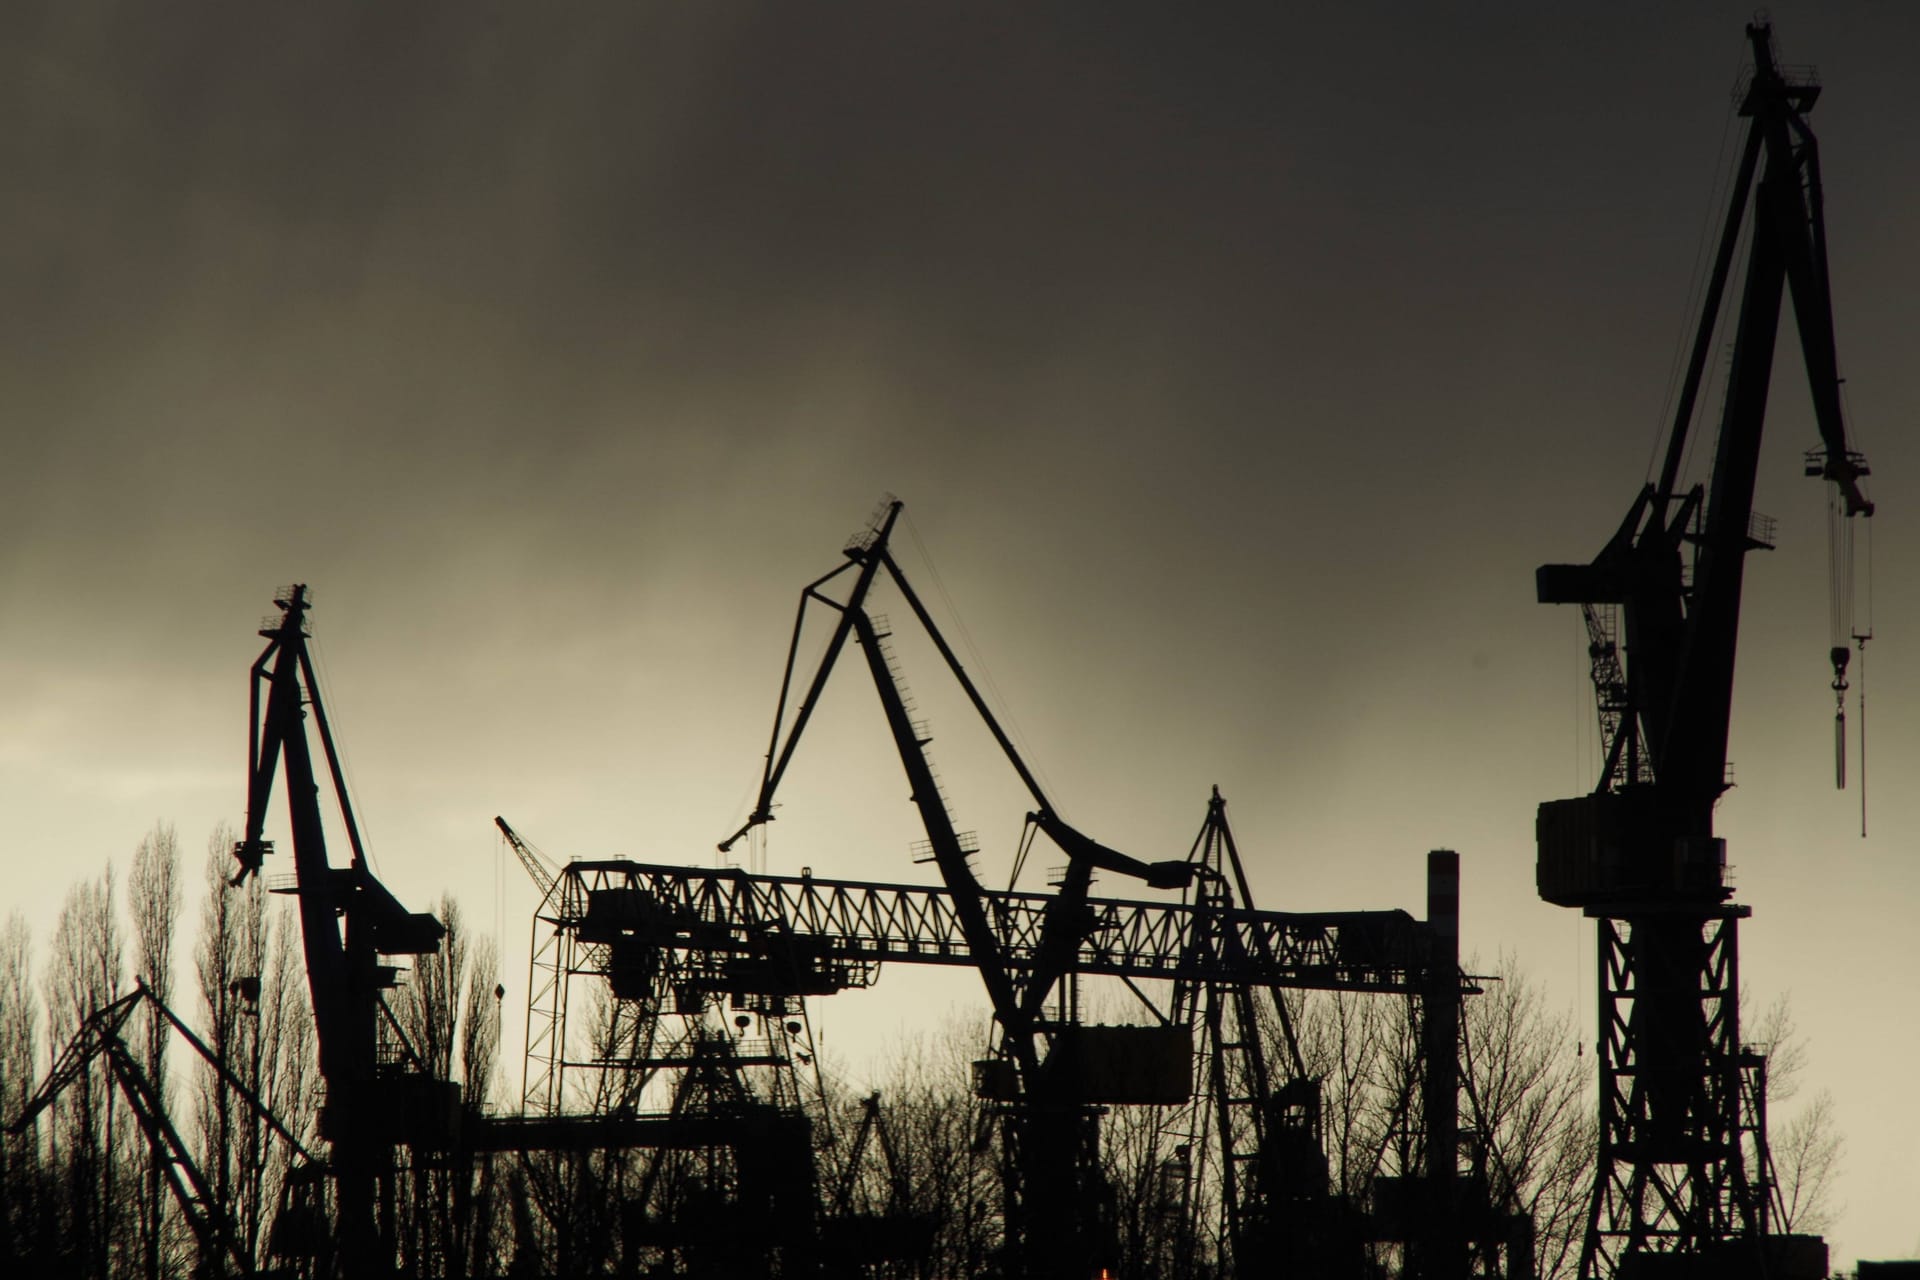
left=1425, top=850, right=1462, bottom=1280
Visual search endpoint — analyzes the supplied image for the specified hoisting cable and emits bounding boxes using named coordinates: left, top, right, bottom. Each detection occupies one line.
left=1008, top=815, right=1040, bottom=891
left=1647, top=76, right=1745, bottom=488
left=308, top=630, right=382, bottom=879
left=902, top=506, right=1063, bottom=813
left=1827, top=483, right=1852, bottom=789
left=1838, top=376, right=1877, bottom=835
left=1854, top=515, right=1874, bottom=836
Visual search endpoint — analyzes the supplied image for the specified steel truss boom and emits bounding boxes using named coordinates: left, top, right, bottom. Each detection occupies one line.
left=539, top=858, right=1431, bottom=993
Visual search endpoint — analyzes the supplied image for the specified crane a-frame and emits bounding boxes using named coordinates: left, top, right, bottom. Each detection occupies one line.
left=1535, top=23, right=1871, bottom=1280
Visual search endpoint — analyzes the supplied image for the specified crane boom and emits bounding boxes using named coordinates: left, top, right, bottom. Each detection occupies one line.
left=495, top=814, right=559, bottom=896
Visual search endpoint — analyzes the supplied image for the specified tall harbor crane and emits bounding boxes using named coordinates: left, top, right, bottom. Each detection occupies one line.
left=229, top=585, right=449, bottom=1275
left=1534, top=23, right=1871, bottom=1280
left=718, top=500, right=1220, bottom=1279
left=699, top=499, right=1484, bottom=1278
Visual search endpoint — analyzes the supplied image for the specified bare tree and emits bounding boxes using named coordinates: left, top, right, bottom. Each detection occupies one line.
left=129, top=822, right=181, bottom=1280
left=393, top=894, right=463, bottom=1273
left=1748, top=994, right=1843, bottom=1236
left=0, top=913, right=41, bottom=1267
left=1459, top=955, right=1594, bottom=1279
left=1296, top=983, right=1404, bottom=1206
left=398, top=894, right=469, bottom=1082
left=1770, top=1091, right=1841, bottom=1237
left=195, top=826, right=251, bottom=1240
left=460, top=936, right=502, bottom=1109
left=249, top=891, right=318, bottom=1264
left=195, top=822, right=291, bottom=1268
left=1293, top=956, right=1592, bottom=1279
left=190, top=823, right=320, bottom=1272
left=45, top=864, right=126, bottom=1279
left=855, top=1020, right=1001, bottom=1280
left=391, top=895, right=519, bottom=1277
left=1099, top=1084, right=1194, bottom=1279
left=457, top=936, right=504, bottom=1276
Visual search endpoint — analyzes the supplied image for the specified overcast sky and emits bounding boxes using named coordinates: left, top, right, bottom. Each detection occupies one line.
left=4, top=2, right=1917, bottom=1263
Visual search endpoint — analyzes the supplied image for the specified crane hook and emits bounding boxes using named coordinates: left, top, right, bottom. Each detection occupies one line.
left=1830, top=645, right=1850, bottom=788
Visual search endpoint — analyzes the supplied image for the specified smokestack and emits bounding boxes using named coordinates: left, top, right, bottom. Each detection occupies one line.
left=1424, top=849, right=1462, bottom=1280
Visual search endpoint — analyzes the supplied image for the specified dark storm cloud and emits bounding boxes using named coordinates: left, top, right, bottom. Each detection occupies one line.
left=0, top=1, right=1737, bottom=541
left=6, top=0, right=1917, bottom=795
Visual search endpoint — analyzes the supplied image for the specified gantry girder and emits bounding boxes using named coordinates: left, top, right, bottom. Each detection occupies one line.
left=522, top=854, right=1447, bottom=1126
left=538, top=858, right=1429, bottom=995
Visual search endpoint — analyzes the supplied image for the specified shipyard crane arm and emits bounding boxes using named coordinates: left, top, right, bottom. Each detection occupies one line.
left=716, top=503, right=1196, bottom=1039
left=719, top=500, right=1194, bottom=893
left=11, top=978, right=320, bottom=1159
left=830, top=1091, right=883, bottom=1218
left=11, top=987, right=141, bottom=1134
left=1538, top=22, right=1873, bottom=825
left=828, top=1091, right=915, bottom=1219
left=496, top=814, right=560, bottom=898
left=230, top=585, right=444, bottom=1077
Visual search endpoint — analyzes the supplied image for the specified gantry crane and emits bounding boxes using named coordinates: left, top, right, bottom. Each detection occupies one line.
left=523, top=849, right=1464, bottom=1275
left=229, top=585, right=449, bottom=1275
left=1534, top=23, right=1871, bottom=1280
left=501, top=814, right=832, bottom=1278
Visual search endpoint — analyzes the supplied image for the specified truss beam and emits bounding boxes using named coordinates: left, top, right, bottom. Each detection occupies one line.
left=542, top=859, right=1429, bottom=994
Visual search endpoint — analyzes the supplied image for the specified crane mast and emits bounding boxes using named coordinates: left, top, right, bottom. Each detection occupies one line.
left=230, top=585, right=447, bottom=1275
left=1535, top=24, right=1871, bottom=1280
